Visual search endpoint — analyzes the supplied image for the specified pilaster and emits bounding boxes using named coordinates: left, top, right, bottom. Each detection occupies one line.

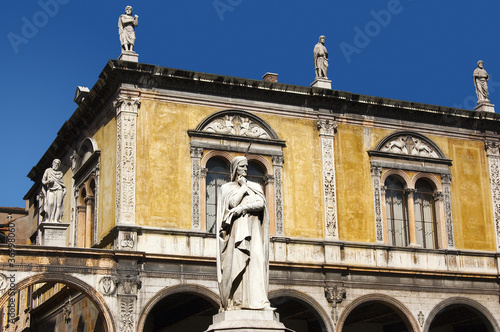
left=318, top=119, right=339, bottom=240
left=371, top=165, right=384, bottom=243
left=190, top=147, right=204, bottom=230
left=272, top=156, right=285, bottom=236
left=114, top=96, right=140, bottom=226
left=485, top=141, right=500, bottom=250
left=441, top=174, right=455, bottom=248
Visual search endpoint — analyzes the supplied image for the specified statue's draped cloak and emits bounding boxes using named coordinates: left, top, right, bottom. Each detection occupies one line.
left=119, top=15, right=136, bottom=47
left=216, top=180, right=270, bottom=310
left=474, top=67, right=489, bottom=101
left=314, top=42, right=329, bottom=78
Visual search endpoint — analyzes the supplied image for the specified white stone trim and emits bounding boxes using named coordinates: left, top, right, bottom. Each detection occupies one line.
left=486, top=141, right=500, bottom=251
left=114, top=96, right=140, bottom=225
left=190, top=147, right=203, bottom=230
left=441, top=174, right=455, bottom=248
left=272, top=156, right=285, bottom=236
left=318, top=119, right=339, bottom=240
left=371, top=165, right=384, bottom=243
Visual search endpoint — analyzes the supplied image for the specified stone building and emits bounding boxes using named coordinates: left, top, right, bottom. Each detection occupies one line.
left=1, top=58, right=500, bottom=332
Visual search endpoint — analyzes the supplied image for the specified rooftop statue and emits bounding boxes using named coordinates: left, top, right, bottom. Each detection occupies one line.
left=41, top=159, right=66, bottom=223
left=216, top=156, right=272, bottom=311
left=119, top=6, right=138, bottom=53
left=474, top=60, right=490, bottom=104
left=314, top=35, right=329, bottom=79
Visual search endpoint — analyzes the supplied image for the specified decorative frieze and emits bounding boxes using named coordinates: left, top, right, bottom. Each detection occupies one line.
left=202, top=114, right=271, bottom=139
left=318, top=119, right=338, bottom=239
left=485, top=141, right=500, bottom=250
left=380, top=134, right=440, bottom=158
left=116, top=275, right=142, bottom=332
left=190, top=147, right=204, bottom=230
left=272, top=156, right=285, bottom=236
left=441, top=174, right=455, bottom=248
left=114, top=96, right=140, bottom=225
left=371, top=165, right=384, bottom=243
left=99, top=276, right=117, bottom=296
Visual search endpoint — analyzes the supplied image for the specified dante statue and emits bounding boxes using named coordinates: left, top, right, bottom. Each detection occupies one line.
left=216, top=156, right=271, bottom=310
left=474, top=60, right=490, bottom=104
left=314, top=35, right=329, bottom=79
left=118, top=6, right=139, bottom=52
left=41, top=159, right=66, bottom=223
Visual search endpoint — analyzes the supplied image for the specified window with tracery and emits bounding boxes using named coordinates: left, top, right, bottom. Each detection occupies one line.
left=385, top=176, right=409, bottom=247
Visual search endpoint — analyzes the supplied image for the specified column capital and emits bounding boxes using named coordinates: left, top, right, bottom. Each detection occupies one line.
left=317, top=119, right=337, bottom=137
left=114, top=95, right=141, bottom=116
left=485, top=141, right=500, bottom=157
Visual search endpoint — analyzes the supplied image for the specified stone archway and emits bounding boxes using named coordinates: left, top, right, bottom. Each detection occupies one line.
left=269, top=289, right=333, bottom=332
left=137, top=284, right=219, bottom=332
left=0, top=272, right=116, bottom=332
left=337, top=294, right=419, bottom=332
left=424, top=297, right=500, bottom=332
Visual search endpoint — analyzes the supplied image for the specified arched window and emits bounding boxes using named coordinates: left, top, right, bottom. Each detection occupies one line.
left=414, top=179, right=437, bottom=249
left=205, top=157, right=230, bottom=233
left=385, top=176, right=409, bottom=247
left=247, top=160, right=266, bottom=190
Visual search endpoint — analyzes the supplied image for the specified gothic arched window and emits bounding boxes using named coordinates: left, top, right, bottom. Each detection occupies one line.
left=385, top=176, right=409, bottom=247
left=205, top=157, right=230, bottom=233
left=414, top=179, right=437, bottom=249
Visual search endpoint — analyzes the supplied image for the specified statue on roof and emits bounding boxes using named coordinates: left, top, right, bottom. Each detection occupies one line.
left=119, top=6, right=139, bottom=53
left=314, top=35, right=329, bottom=79
left=473, top=60, right=490, bottom=104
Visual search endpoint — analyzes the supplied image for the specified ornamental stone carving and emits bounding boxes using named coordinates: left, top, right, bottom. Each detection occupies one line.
left=99, top=276, right=117, bottom=296
left=272, top=156, right=285, bottom=236
left=441, top=174, right=455, bottom=248
left=318, top=119, right=338, bottom=239
left=191, top=147, right=204, bottom=230
left=371, top=165, right=384, bottom=243
left=380, top=135, right=440, bottom=158
left=485, top=141, right=500, bottom=250
left=324, top=286, right=346, bottom=307
left=202, top=114, right=271, bottom=139
left=114, top=96, right=140, bottom=225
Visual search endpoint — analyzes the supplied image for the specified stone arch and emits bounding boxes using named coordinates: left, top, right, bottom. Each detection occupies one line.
left=381, top=169, right=412, bottom=188
left=137, top=284, right=220, bottom=331
left=269, top=288, right=333, bottom=332
left=337, top=293, right=420, bottom=332
left=201, top=150, right=234, bottom=168
left=0, top=272, right=115, bottom=332
left=423, top=297, right=500, bottom=332
left=247, top=154, right=273, bottom=176
left=411, top=173, right=443, bottom=191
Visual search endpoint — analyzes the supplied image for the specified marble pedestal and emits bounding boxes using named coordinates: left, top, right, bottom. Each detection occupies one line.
left=474, top=102, right=495, bottom=113
left=311, top=78, right=332, bottom=89
left=118, top=51, right=139, bottom=62
left=206, top=310, right=293, bottom=332
left=39, top=222, right=69, bottom=246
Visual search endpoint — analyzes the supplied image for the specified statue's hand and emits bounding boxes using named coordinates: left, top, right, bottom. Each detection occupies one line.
left=230, top=205, right=247, bottom=216
left=237, top=176, right=247, bottom=187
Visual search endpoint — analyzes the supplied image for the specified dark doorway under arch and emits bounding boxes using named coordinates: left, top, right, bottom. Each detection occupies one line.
left=342, top=300, right=411, bottom=332
left=143, top=292, right=218, bottom=332
left=270, top=296, right=328, bottom=332
left=428, top=304, right=494, bottom=332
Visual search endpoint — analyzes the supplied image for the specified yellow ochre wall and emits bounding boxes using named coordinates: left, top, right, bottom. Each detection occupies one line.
left=92, top=117, right=117, bottom=242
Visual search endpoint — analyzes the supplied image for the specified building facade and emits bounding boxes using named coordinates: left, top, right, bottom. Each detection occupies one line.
left=1, top=59, right=500, bottom=332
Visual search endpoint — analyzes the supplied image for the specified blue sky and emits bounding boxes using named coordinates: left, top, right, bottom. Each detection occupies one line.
left=1, top=0, right=499, bottom=207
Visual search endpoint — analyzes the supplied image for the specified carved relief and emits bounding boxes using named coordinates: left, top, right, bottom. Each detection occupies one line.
left=63, top=300, right=72, bottom=324
left=191, top=147, right=204, bottom=230
left=441, top=174, right=455, bottom=248
left=324, top=286, right=346, bottom=307
left=485, top=141, right=500, bottom=249
left=272, top=156, right=284, bottom=236
left=371, top=166, right=384, bottom=243
left=115, top=96, right=140, bottom=225
left=0, top=274, right=8, bottom=294
left=203, top=114, right=271, bottom=139
left=380, top=135, right=440, bottom=158
left=99, top=276, right=117, bottom=296
left=119, top=297, right=135, bottom=332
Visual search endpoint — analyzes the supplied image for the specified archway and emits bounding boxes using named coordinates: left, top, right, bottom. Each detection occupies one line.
left=139, top=284, right=219, bottom=332
left=269, top=289, right=333, bottom=332
left=425, top=298, right=499, bottom=332
left=0, top=273, right=115, bottom=332
left=337, top=294, right=419, bottom=332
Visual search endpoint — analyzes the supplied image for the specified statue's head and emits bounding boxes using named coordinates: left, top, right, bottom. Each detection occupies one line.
left=125, top=6, right=133, bottom=15
left=52, top=159, right=61, bottom=170
left=478, top=60, right=484, bottom=68
left=319, top=35, right=326, bottom=43
left=230, top=156, right=248, bottom=181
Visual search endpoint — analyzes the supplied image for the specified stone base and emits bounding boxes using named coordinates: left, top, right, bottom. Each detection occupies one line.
left=118, top=51, right=139, bottom=62
left=206, top=310, right=293, bottom=332
left=39, top=222, right=69, bottom=246
left=474, top=103, right=495, bottom=113
left=311, top=78, right=332, bottom=89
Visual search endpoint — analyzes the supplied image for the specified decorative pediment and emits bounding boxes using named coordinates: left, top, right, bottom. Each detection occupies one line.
left=374, top=131, right=446, bottom=159
left=189, top=110, right=284, bottom=147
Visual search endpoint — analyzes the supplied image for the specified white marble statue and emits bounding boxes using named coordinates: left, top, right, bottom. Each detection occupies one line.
left=314, top=35, right=329, bottom=79
left=118, top=6, right=139, bottom=53
left=216, top=156, right=271, bottom=311
left=474, top=60, right=490, bottom=104
left=41, top=159, right=66, bottom=223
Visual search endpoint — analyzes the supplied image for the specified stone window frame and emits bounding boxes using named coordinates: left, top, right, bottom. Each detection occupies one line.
left=188, top=110, right=286, bottom=236
left=369, top=131, right=454, bottom=248
left=71, top=137, right=100, bottom=248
